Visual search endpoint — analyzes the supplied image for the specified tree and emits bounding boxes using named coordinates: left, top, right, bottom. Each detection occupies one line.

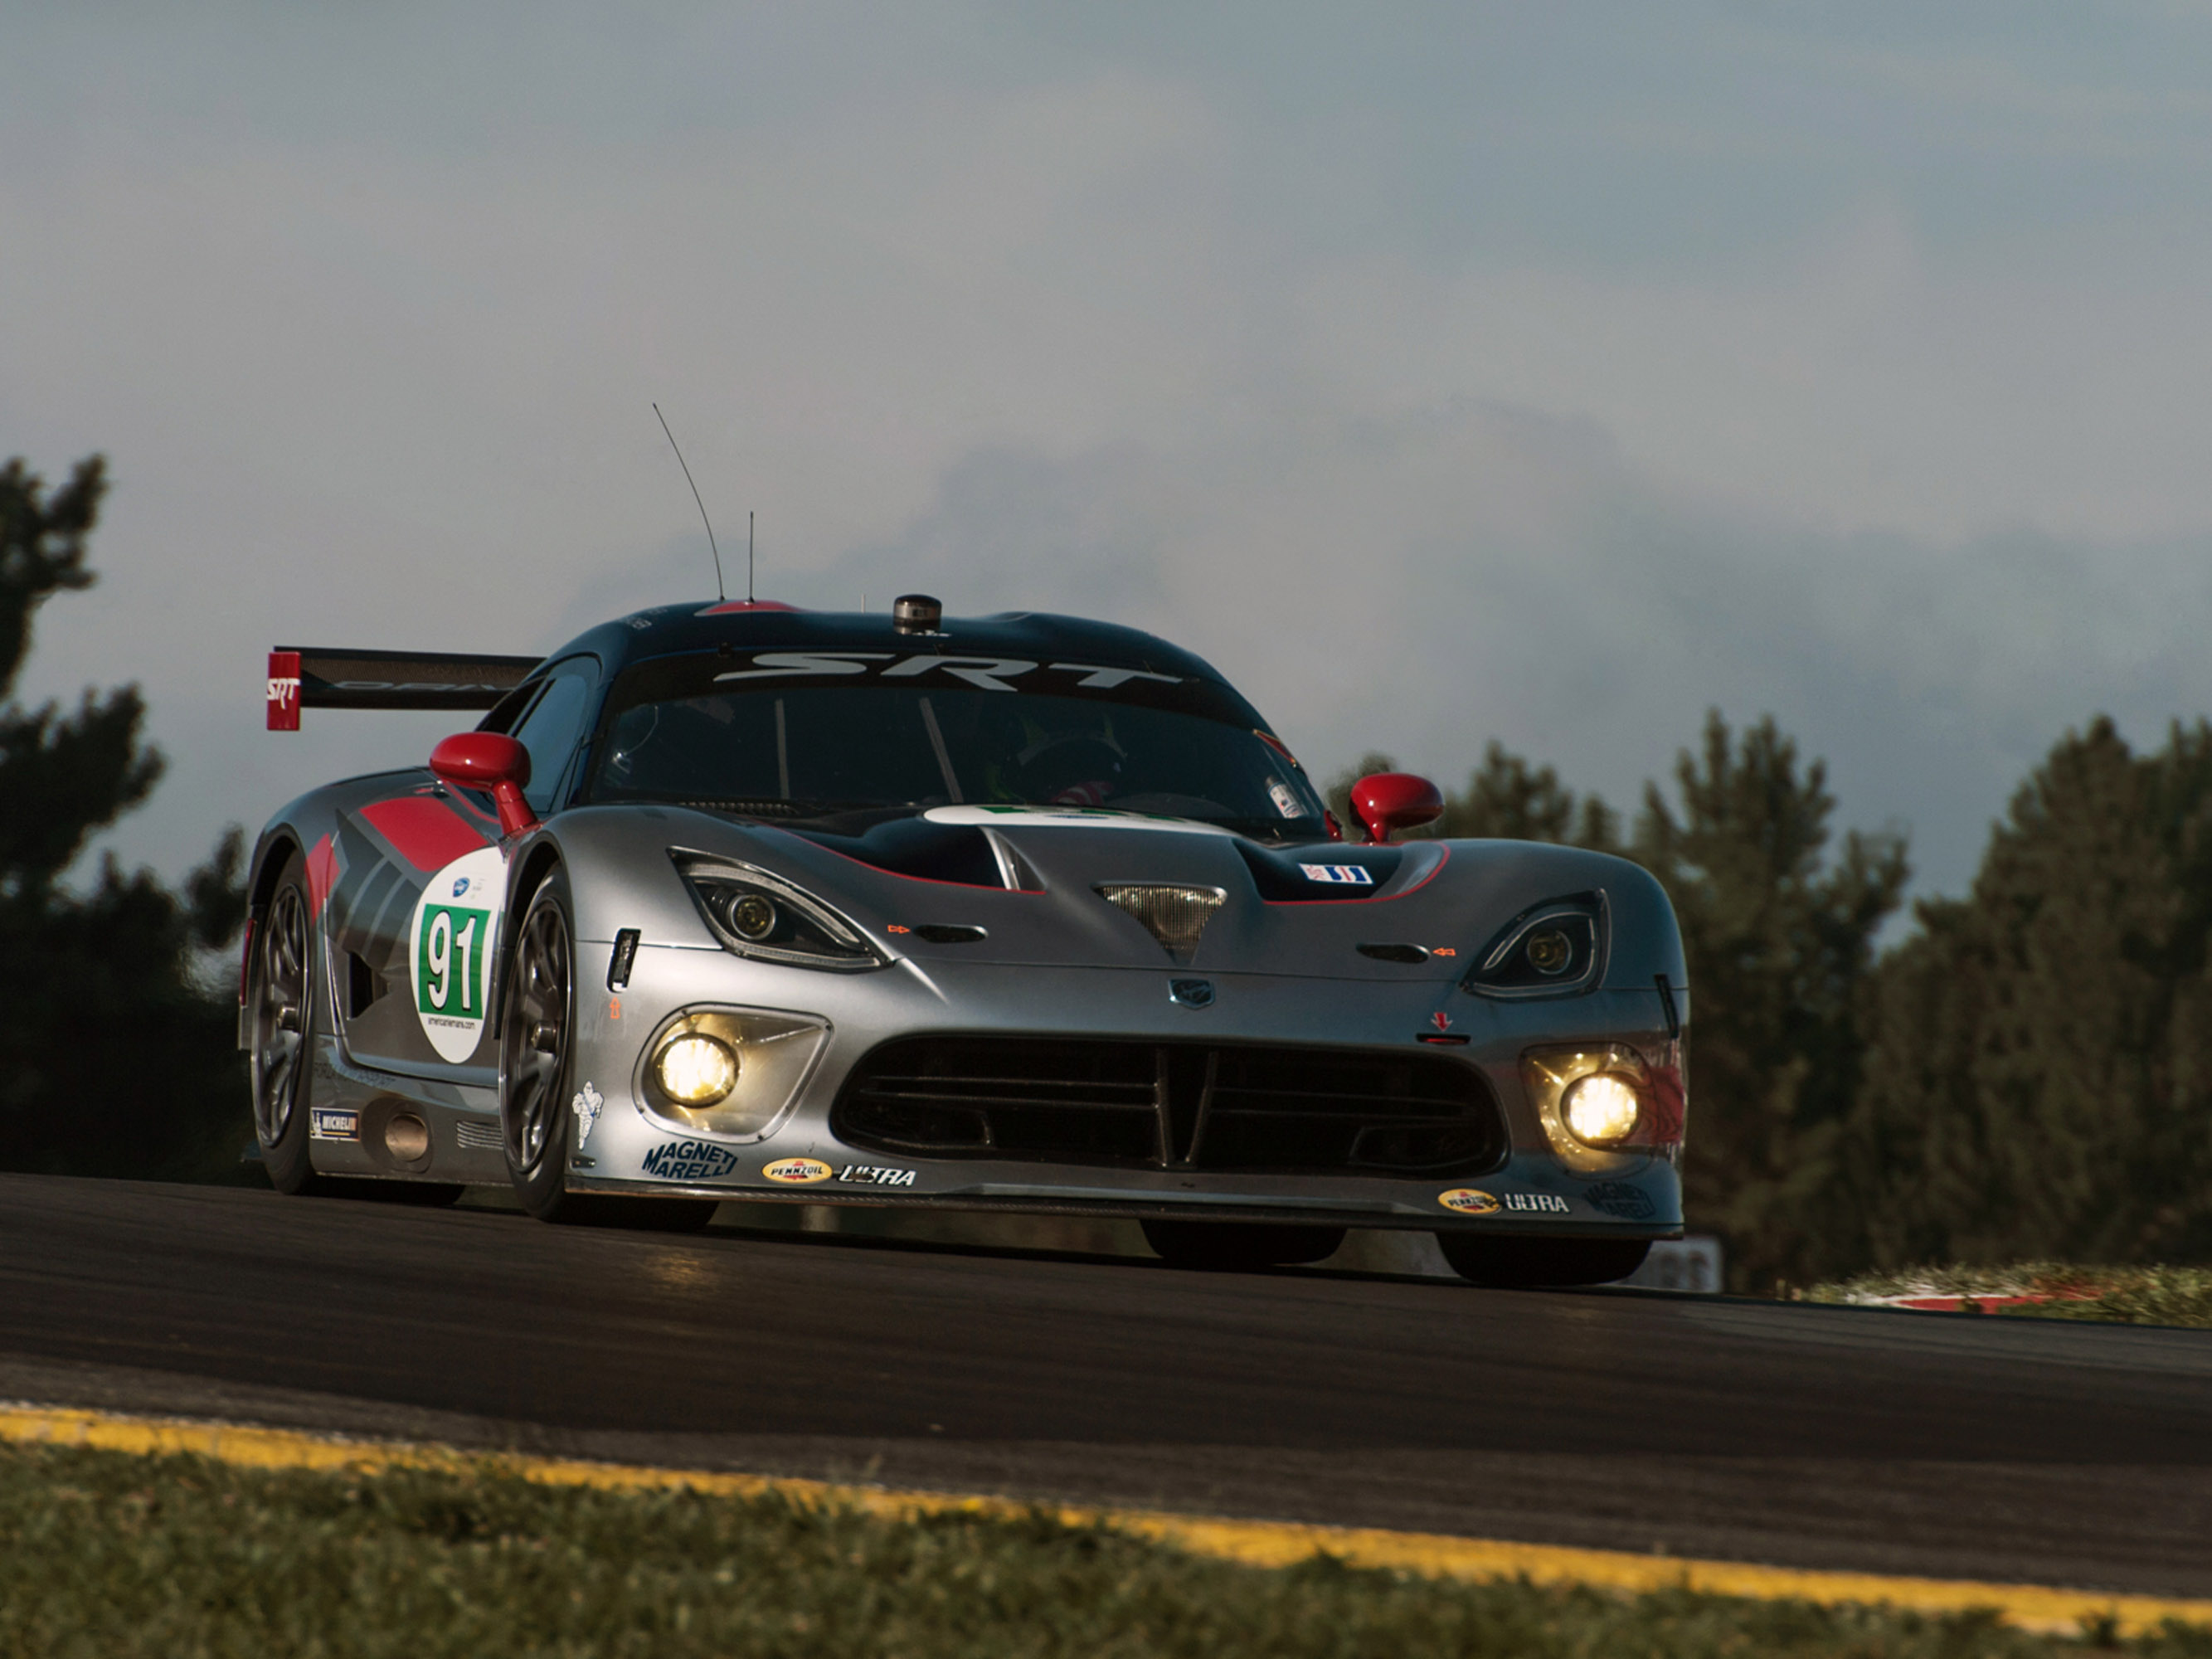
left=1845, top=718, right=2212, bottom=1268
left=0, top=455, right=249, bottom=1180
left=1632, top=713, right=1909, bottom=1287
left=1437, top=742, right=1619, bottom=849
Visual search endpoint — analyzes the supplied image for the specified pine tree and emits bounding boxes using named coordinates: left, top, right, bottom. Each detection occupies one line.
left=0, top=455, right=249, bottom=1179
left=1846, top=718, right=2212, bottom=1267
left=1633, top=713, right=1909, bottom=1287
left=1437, top=741, right=1619, bottom=849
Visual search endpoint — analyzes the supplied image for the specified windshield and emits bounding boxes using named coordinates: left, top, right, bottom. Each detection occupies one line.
left=584, top=650, right=1329, bottom=840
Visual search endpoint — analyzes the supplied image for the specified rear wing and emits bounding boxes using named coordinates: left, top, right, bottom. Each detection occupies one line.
left=266, top=646, right=542, bottom=731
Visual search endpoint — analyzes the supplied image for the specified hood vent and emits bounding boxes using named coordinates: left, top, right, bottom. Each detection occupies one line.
left=1095, top=884, right=1226, bottom=963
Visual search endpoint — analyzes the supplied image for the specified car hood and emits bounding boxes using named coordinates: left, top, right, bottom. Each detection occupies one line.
left=544, top=804, right=1685, bottom=990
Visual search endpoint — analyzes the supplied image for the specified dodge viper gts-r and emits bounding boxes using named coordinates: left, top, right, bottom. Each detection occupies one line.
left=244, top=594, right=1687, bottom=1284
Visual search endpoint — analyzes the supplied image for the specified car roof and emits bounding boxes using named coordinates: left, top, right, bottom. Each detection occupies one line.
left=539, top=602, right=1232, bottom=685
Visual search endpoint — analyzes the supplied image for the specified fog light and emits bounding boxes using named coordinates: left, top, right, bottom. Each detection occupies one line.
left=655, top=1034, right=738, bottom=1106
left=1563, top=1073, right=1640, bottom=1146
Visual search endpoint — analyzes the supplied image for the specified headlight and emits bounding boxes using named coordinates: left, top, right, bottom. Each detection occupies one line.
left=1561, top=1073, right=1640, bottom=1146
left=673, top=854, right=883, bottom=972
left=655, top=1033, right=738, bottom=1107
left=1464, top=896, right=1604, bottom=998
left=1522, top=1043, right=1685, bottom=1173
left=637, top=1008, right=829, bottom=1136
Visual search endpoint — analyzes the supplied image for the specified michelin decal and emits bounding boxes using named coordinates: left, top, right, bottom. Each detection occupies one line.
left=309, top=1107, right=360, bottom=1142
left=408, top=847, right=508, bottom=1063
left=572, top=1081, right=604, bottom=1147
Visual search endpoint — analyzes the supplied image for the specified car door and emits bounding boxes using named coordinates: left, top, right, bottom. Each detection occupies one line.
left=326, top=654, right=601, bottom=1081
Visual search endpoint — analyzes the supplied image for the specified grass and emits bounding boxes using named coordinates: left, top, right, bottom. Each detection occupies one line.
left=2, top=1441, right=2210, bottom=1657
left=1798, top=1264, right=2212, bottom=1328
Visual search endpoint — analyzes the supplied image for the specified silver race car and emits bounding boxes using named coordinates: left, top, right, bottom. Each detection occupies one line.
left=245, top=595, right=1688, bottom=1283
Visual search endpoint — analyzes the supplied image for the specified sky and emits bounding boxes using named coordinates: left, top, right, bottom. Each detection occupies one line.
left=9, top=2, right=2212, bottom=910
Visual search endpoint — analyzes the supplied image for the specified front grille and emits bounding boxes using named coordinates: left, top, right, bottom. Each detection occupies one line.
left=833, top=1035, right=1505, bottom=1177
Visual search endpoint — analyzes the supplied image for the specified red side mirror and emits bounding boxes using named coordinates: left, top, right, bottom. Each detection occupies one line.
left=430, top=733, right=538, bottom=838
left=1350, top=771, right=1444, bottom=845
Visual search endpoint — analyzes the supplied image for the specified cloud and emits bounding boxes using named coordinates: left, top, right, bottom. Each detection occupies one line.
left=8, top=8, right=2212, bottom=915
left=819, top=401, right=2212, bottom=899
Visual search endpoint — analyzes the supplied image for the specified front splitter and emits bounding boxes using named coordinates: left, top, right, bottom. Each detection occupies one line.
left=562, top=1176, right=1683, bottom=1238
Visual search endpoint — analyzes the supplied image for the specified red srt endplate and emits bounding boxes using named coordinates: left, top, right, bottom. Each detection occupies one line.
left=267, top=651, right=302, bottom=731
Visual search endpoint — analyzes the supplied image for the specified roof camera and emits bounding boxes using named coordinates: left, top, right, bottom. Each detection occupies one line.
left=892, top=594, right=942, bottom=635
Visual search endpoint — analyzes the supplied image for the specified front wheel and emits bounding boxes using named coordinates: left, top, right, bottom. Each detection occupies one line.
left=501, top=868, right=588, bottom=1221
left=1141, top=1219, right=1345, bottom=1270
left=249, top=852, right=323, bottom=1195
left=1437, top=1233, right=1650, bottom=1287
left=498, top=868, right=713, bottom=1233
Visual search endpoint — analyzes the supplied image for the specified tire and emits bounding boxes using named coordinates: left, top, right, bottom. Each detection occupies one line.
left=498, top=866, right=712, bottom=1233
left=1436, top=1233, right=1650, bottom=1287
left=1141, top=1219, right=1345, bottom=1270
left=248, top=850, right=324, bottom=1195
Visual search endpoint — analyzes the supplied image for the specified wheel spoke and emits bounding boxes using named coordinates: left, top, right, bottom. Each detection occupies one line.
left=253, top=885, right=311, bottom=1146
left=503, top=896, right=571, bottom=1176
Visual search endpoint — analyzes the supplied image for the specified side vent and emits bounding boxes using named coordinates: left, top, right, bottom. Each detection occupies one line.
left=1095, top=885, right=1227, bottom=964
left=346, top=951, right=383, bottom=1018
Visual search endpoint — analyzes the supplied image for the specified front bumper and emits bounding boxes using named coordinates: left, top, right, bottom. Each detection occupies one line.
left=560, top=942, right=1685, bottom=1236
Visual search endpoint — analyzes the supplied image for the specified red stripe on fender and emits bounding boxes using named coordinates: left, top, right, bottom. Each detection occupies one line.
left=358, top=796, right=489, bottom=872
left=304, top=834, right=339, bottom=917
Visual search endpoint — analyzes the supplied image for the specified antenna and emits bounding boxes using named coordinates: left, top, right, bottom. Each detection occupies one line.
left=748, top=510, right=756, bottom=604
left=652, top=403, right=723, bottom=602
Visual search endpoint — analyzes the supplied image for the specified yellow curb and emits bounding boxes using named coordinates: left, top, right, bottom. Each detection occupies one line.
left=3, top=1401, right=2205, bottom=1637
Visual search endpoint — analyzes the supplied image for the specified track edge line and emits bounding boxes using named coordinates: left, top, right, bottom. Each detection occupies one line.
left=1, top=1400, right=2200, bottom=1635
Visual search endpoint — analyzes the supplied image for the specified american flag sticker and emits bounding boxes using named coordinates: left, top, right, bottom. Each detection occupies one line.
left=1299, top=864, right=1375, bottom=885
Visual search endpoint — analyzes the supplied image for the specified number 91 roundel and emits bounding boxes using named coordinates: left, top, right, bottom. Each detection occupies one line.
left=408, top=846, right=509, bottom=1063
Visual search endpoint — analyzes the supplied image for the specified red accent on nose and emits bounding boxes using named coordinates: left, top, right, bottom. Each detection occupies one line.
left=1351, top=772, right=1444, bottom=844
left=427, top=732, right=540, bottom=839
left=1430, top=1010, right=1452, bottom=1032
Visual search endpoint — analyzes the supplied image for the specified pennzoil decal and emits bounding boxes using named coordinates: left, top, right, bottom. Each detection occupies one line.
left=1437, top=1188, right=1499, bottom=1214
left=407, top=846, right=508, bottom=1063
left=763, top=1157, right=834, bottom=1185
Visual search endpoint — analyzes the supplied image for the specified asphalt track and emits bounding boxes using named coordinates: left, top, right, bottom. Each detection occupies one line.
left=3, top=1175, right=2209, bottom=1598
